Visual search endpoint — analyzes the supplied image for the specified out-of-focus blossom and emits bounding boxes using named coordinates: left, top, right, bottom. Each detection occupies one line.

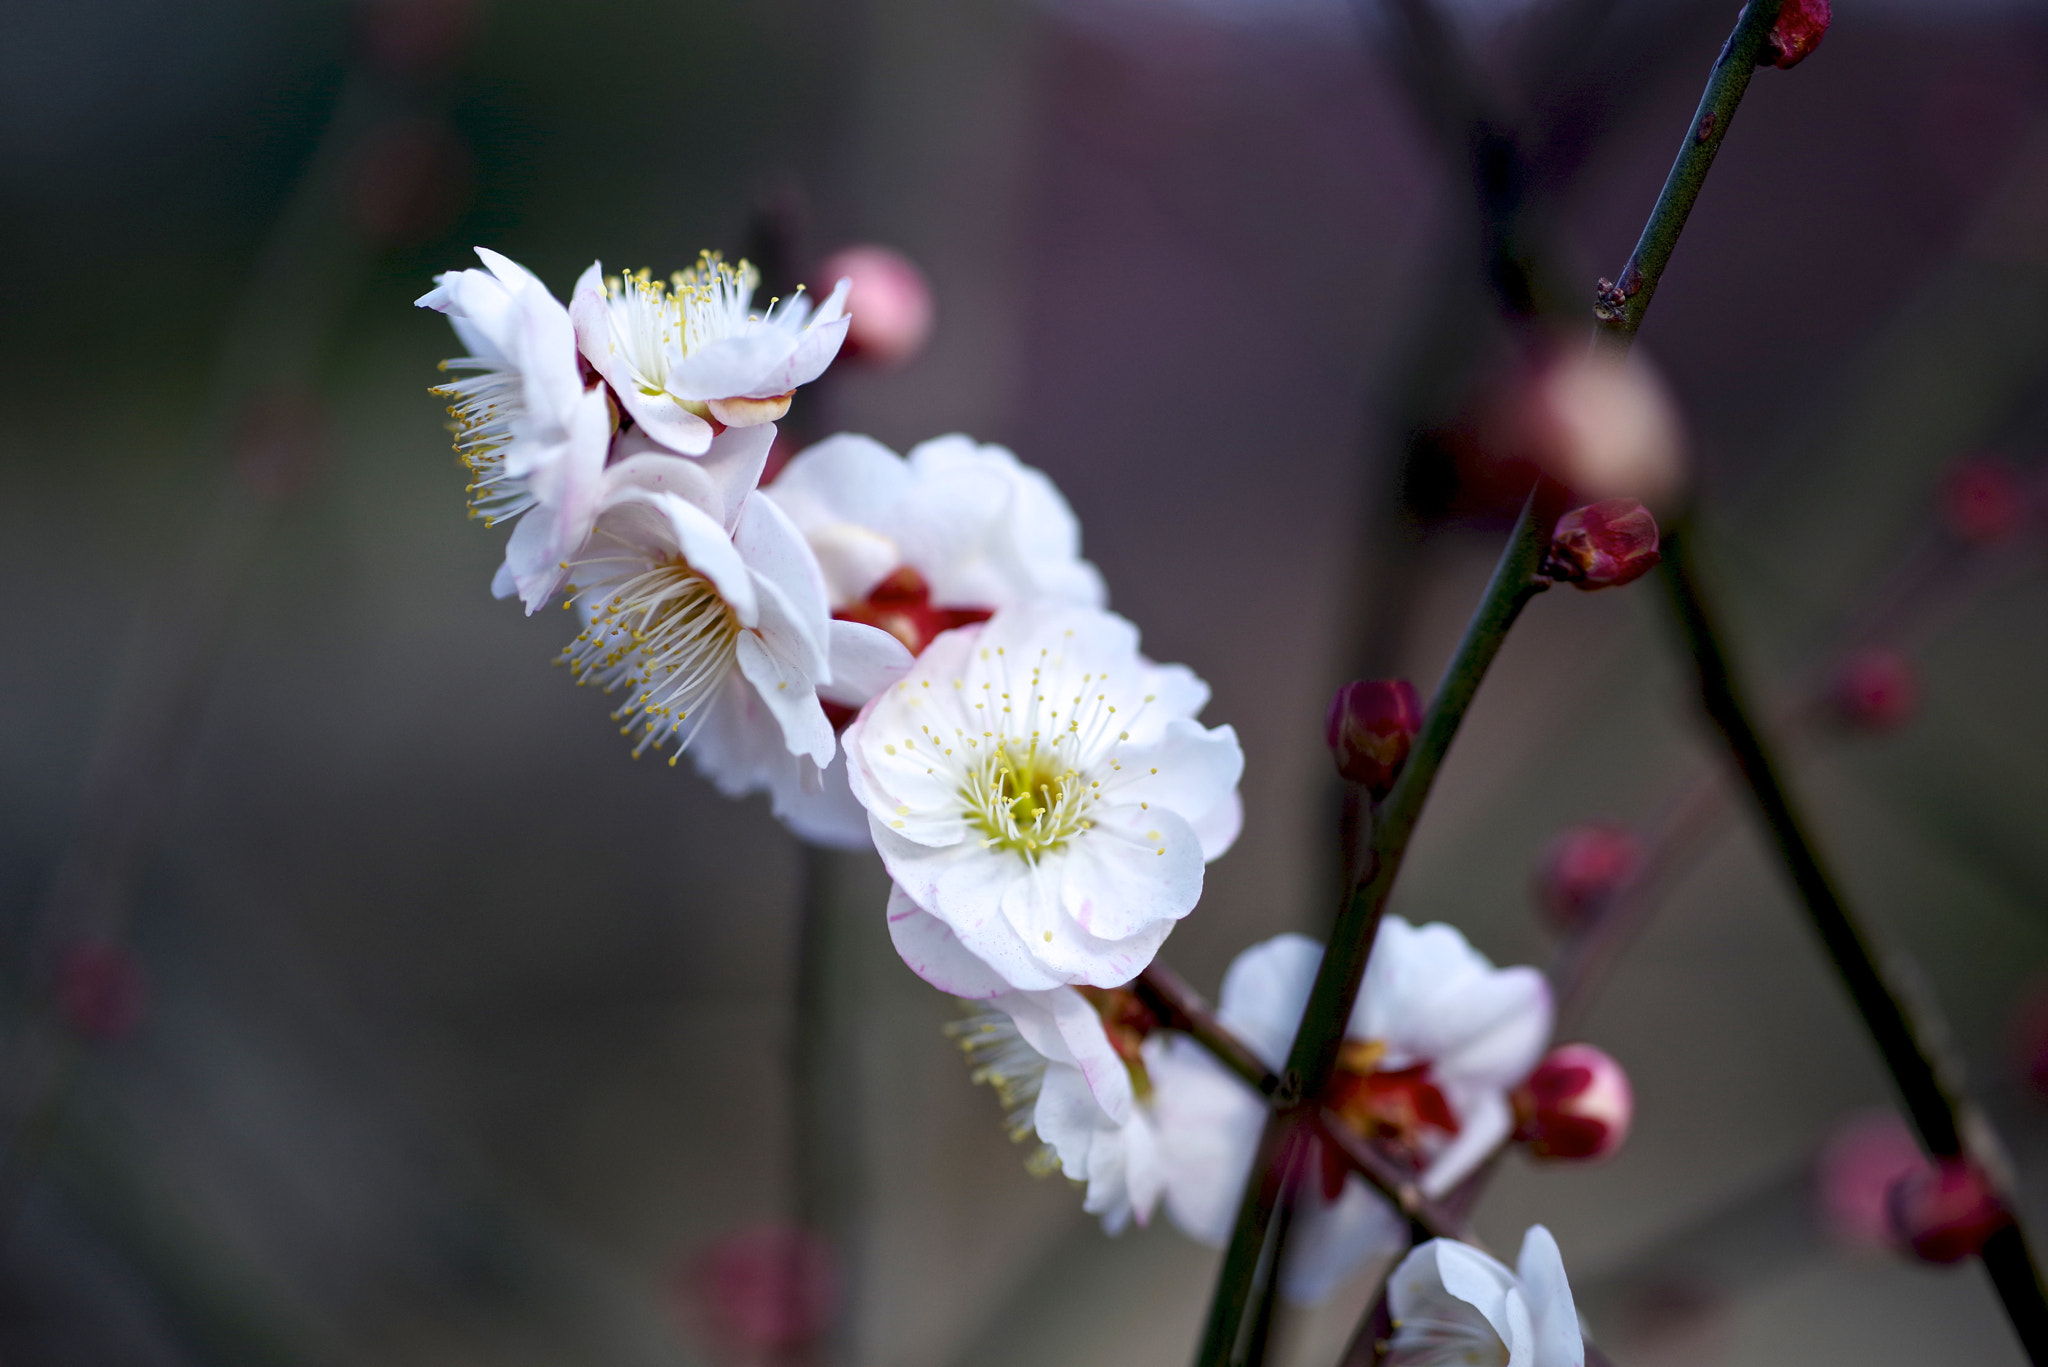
left=851, top=604, right=1242, bottom=992
left=417, top=248, right=613, bottom=612
left=571, top=255, right=850, bottom=456
left=1762, top=0, right=1831, bottom=70
left=560, top=430, right=906, bottom=788
left=753, top=432, right=1106, bottom=845
left=677, top=1222, right=838, bottom=1361
left=1828, top=648, right=1919, bottom=733
left=1385, top=1227, right=1585, bottom=1367
left=1546, top=499, right=1662, bottom=590
left=1535, top=823, right=1641, bottom=933
left=1514, top=1042, right=1633, bottom=1162
left=817, top=245, right=935, bottom=369
left=949, top=975, right=1177, bottom=1232
left=55, top=939, right=147, bottom=1043
left=1942, top=455, right=2025, bottom=546
left=1815, top=1109, right=1931, bottom=1251
left=1325, top=679, right=1422, bottom=796
left=1166, top=925, right=1551, bottom=1303
left=1890, top=1159, right=2012, bottom=1264
left=1480, top=348, right=1686, bottom=507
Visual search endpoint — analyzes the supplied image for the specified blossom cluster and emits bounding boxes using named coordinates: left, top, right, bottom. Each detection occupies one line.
left=418, top=246, right=1581, bottom=1329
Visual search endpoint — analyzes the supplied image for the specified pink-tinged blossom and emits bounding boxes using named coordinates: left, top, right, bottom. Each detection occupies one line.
left=851, top=604, right=1242, bottom=993
left=1162, top=925, right=1551, bottom=1303
left=759, top=433, right=1108, bottom=846
left=571, top=255, right=850, bottom=456
left=1385, top=1227, right=1585, bottom=1367
left=417, top=247, right=613, bottom=612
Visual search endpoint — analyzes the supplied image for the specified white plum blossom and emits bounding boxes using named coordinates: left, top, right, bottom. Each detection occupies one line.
left=559, top=423, right=908, bottom=780
left=848, top=604, right=1243, bottom=993
left=1385, top=1228, right=1584, bottom=1367
left=571, top=254, right=850, bottom=456
left=417, top=247, right=613, bottom=613
left=754, top=432, right=1108, bottom=847
left=1160, top=923, right=1552, bottom=1304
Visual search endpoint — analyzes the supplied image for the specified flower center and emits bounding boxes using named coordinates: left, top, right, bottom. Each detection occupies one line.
left=821, top=567, right=992, bottom=732
left=561, top=556, right=741, bottom=764
left=1327, top=1038, right=1459, bottom=1167
left=673, top=251, right=767, bottom=354
left=963, top=737, right=1091, bottom=859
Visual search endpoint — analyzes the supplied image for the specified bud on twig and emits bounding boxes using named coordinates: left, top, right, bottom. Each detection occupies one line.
left=1889, top=1160, right=2013, bottom=1264
left=1760, top=0, right=1831, bottom=71
left=1815, top=1110, right=1930, bottom=1251
left=676, top=1223, right=839, bottom=1359
left=1544, top=500, right=1661, bottom=590
left=816, top=244, right=935, bottom=370
left=1514, top=1042, right=1634, bottom=1162
left=1536, top=823, right=1641, bottom=933
left=1325, top=680, right=1422, bottom=796
left=1827, top=649, right=1918, bottom=733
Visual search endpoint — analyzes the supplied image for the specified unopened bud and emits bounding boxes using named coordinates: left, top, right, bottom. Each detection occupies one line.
left=1942, top=456, right=2025, bottom=546
left=1760, top=0, right=1831, bottom=70
left=1827, top=649, right=1918, bottom=733
left=1814, top=1110, right=1929, bottom=1251
left=817, top=244, right=934, bottom=370
left=1324, top=680, right=1422, bottom=795
left=55, top=939, right=146, bottom=1043
left=1514, top=1042, right=1634, bottom=1162
left=1889, top=1160, right=2012, bottom=1264
left=1478, top=348, right=1686, bottom=506
left=1536, top=823, right=1641, bottom=933
left=1545, top=499, right=1661, bottom=590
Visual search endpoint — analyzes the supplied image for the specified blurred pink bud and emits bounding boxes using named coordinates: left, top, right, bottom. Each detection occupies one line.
left=357, top=0, right=482, bottom=79
left=1761, top=0, right=1831, bottom=70
left=1942, top=456, right=2025, bottom=546
left=678, top=1223, right=837, bottom=1360
left=816, top=245, right=934, bottom=370
left=1514, top=1042, right=1634, bottom=1162
left=1324, top=679, right=1422, bottom=795
left=1889, top=1160, right=2011, bottom=1264
left=1535, top=823, right=1641, bottom=933
left=1827, top=649, right=1918, bottom=733
left=1815, top=1110, right=1929, bottom=1251
left=236, top=390, right=328, bottom=503
left=55, top=940, right=146, bottom=1044
left=1546, top=499, right=1661, bottom=590
left=347, top=116, right=473, bottom=246
left=1480, top=349, right=1686, bottom=506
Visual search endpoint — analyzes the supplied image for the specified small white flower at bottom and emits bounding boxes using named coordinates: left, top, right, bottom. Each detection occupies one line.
left=1385, top=1227, right=1584, bottom=1367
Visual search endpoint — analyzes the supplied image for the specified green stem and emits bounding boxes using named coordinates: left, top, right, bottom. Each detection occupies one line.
left=1190, top=478, right=1566, bottom=1367
left=1592, top=0, right=1785, bottom=346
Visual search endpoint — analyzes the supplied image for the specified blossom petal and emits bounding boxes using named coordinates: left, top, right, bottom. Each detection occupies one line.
left=618, top=490, right=758, bottom=626
left=569, top=261, right=714, bottom=455
left=999, top=987, right=1134, bottom=1124
left=766, top=432, right=913, bottom=537
left=1050, top=804, right=1203, bottom=943
left=1514, top=1227, right=1584, bottom=1367
left=1216, top=934, right=1322, bottom=1071
left=734, top=492, right=832, bottom=677
left=1112, top=720, right=1245, bottom=836
left=694, top=421, right=777, bottom=530
left=667, top=329, right=803, bottom=402
left=885, top=884, right=1014, bottom=998
left=1419, top=1091, right=1514, bottom=1198
left=1387, top=1240, right=1521, bottom=1363
left=734, top=630, right=833, bottom=768
left=1151, top=1036, right=1266, bottom=1246
left=1280, top=1173, right=1405, bottom=1306
left=819, top=620, right=914, bottom=708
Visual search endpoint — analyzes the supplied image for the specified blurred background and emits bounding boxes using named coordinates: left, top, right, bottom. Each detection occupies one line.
left=3, top=0, right=2048, bottom=1363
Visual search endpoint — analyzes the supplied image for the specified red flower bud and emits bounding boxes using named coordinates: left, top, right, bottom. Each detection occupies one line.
left=1545, top=499, right=1661, bottom=590
left=1942, top=456, right=2025, bottom=546
left=1324, top=680, right=1422, bottom=795
left=1513, top=1042, right=1634, bottom=1162
left=816, top=245, right=935, bottom=371
left=55, top=939, right=146, bottom=1044
left=1760, top=0, right=1830, bottom=70
left=1535, top=823, right=1641, bottom=933
left=1828, top=649, right=1918, bottom=733
left=1889, top=1160, right=2012, bottom=1264
left=1815, top=1110, right=1929, bottom=1251
left=676, top=1223, right=838, bottom=1357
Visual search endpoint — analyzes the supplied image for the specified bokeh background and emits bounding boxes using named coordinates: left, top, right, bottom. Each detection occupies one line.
left=4, top=0, right=2048, bottom=1364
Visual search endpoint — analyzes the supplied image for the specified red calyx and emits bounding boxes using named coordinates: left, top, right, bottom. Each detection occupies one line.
left=823, top=567, right=992, bottom=730
left=1889, top=1159, right=2012, bottom=1264
left=1325, top=679, right=1423, bottom=796
left=1545, top=499, right=1661, bottom=590
left=1761, top=0, right=1830, bottom=70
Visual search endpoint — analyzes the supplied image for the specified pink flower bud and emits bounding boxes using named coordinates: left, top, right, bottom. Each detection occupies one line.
left=816, top=245, right=934, bottom=370
left=1761, top=0, right=1831, bottom=71
left=1535, top=823, right=1641, bottom=933
left=55, top=940, right=146, bottom=1044
left=1942, top=456, right=2025, bottom=546
left=1324, top=680, right=1422, bottom=795
left=676, top=1223, right=838, bottom=1359
left=1889, top=1160, right=2012, bottom=1264
left=1815, top=1110, right=1929, bottom=1251
left=1513, top=1042, right=1634, bottom=1162
left=1828, top=649, right=1918, bottom=733
left=1546, top=499, right=1661, bottom=590
left=1477, top=348, right=1686, bottom=507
